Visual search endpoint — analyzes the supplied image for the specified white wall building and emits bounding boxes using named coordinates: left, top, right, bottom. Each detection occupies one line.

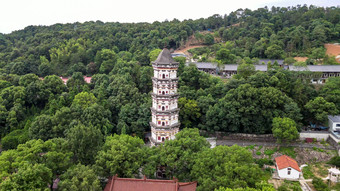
left=329, top=115, right=340, bottom=132
left=275, top=155, right=301, bottom=180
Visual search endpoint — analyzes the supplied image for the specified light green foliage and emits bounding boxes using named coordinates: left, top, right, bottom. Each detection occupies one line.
left=278, top=147, right=296, bottom=158
left=66, top=124, right=103, bottom=165
left=191, top=145, right=265, bottom=191
left=215, top=181, right=276, bottom=191
left=0, top=163, right=52, bottom=191
left=95, top=134, right=144, bottom=178
left=283, top=57, right=296, bottom=65
left=148, top=49, right=162, bottom=63
left=58, top=164, right=101, bottom=191
left=302, top=165, right=314, bottom=179
left=305, top=97, right=338, bottom=124
left=278, top=180, right=302, bottom=191
left=72, top=92, right=97, bottom=109
left=0, top=139, right=72, bottom=186
left=178, top=97, right=201, bottom=128
left=272, top=117, right=299, bottom=143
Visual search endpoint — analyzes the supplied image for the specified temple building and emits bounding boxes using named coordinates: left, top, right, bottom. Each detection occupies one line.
left=150, top=48, right=180, bottom=145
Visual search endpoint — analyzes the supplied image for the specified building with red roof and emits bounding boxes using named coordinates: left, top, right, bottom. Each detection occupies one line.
left=275, top=155, right=301, bottom=179
left=104, top=175, right=197, bottom=191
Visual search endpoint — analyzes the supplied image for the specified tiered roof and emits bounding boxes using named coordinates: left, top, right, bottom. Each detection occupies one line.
left=104, top=175, right=197, bottom=191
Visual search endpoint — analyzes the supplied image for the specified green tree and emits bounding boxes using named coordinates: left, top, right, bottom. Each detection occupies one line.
left=144, top=128, right=210, bottom=181
left=191, top=145, right=265, bottom=191
left=319, top=77, right=340, bottom=111
left=29, top=114, right=55, bottom=140
left=204, top=33, right=215, bottom=45
left=81, top=103, right=113, bottom=135
left=58, top=164, right=101, bottom=191
left=95, top=134, right=145, bottom=178
left=265, top=44, right=283, bottom=59
left=66, top=124, right=103, bottom=165
left=178, top=98, right=201, bottom=128
left=312, top=177, right=330, bottom=191
left=148, top=49, right=162, bottom=63
left=43, top=75, right=66, bottom=95
left=272, top=117, right=299, bottom=143
left=72, top=92, right=97, bottom=109
left=237, top=63, right=256, bottom=79
left=216, top=48, right=236, bottom=64
left=305, top=97, right=338, bottom=125
left=0, top=163, right=52, bottom=191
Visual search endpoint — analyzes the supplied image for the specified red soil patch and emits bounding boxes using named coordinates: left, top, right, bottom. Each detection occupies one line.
left=325, top=43, right=340, bottom=57
left=294, top=57, right=308, bottom=62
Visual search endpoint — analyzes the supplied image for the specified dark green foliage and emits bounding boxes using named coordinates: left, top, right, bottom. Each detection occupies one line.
left=1, top=129, right=29, bottom=150
left=58, top=164, right=101, bottom=191
left=95, top=134, right=145, bottom=178
left=66, top=124, right=104, bottom=165
left=328, top=156, right=340, bottom=168
left=312, top=177, right=330, bottom=191
left=191, top=145, right=265, bottom=191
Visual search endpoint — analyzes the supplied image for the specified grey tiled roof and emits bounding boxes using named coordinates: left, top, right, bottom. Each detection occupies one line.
left=329, top=115, right=340, bottom=122
left=222, top=65, right=238, bottom=71
left=192, top=62, right=218, bottom=69
left=153, top=48, right=177, bottom=64
left=289, top=65, right=340, bottom=72
left=193, top=63, right=268, bottom=71
left=258, top=59, right=284, bottom=65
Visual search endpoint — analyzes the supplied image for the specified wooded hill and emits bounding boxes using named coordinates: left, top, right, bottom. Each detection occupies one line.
left=0, top=5, right=339, bottom=76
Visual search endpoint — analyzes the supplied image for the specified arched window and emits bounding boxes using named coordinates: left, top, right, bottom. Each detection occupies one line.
left=162, top=122, right=165, bottom=126
left=162, top=74, right=165, bottom=79
left=162, top=91, right=165, bottom=95
left=162, top=137, right=165, bottom=142
left=162, top=106, right=165, bottom=111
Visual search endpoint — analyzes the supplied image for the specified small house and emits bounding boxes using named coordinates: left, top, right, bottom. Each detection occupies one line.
left=329, top=115, right=340, bottom=132
left=275, top=155, right=301, bottom=179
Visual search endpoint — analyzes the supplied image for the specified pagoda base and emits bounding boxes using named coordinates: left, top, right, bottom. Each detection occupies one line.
left=150, top=126, right=179, bottom=145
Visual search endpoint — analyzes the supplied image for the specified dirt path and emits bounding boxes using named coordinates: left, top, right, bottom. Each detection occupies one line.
left=174, top=45, right=207, bottom=56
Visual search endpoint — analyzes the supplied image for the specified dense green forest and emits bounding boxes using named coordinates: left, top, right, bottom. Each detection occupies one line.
left=0, top=4, right=340, bottom=191
left=0, top=4, right=340, bottom=76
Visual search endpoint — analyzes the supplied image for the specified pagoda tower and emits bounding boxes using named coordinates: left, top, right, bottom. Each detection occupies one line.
left=150, top=48, right=180, bottom=145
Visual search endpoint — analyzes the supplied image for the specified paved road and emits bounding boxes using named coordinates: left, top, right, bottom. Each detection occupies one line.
left=217, top=139, right=335, bottom=150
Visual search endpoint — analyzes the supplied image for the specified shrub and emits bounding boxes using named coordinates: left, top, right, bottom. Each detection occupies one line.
left=312, top=177, right=330, bottom=191
left=256, top=151, right=261, bottom=155
left=264, top=149, right=275, bottom=156
left=327, top=156, right=340, bottom=167
left=279, top=147, right=296, bottom=158
left=302, top=165, right=314, bottom=179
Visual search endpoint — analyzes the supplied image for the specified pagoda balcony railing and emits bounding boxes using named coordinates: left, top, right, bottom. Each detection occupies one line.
left=152, top=77, right=179, bottom=81
left=150, top=107, right=179, bottom=113
left=151, top=93, right=179, bottom=97
left=150, top=122, right=180, bottom=129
